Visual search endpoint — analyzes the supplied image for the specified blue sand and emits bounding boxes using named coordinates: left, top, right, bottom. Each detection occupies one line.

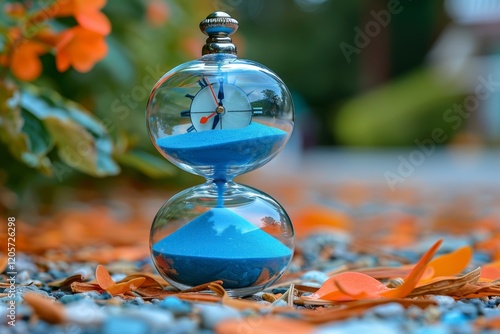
left=152, top=208, right=292, bottom=288
left=156, top=122, right=288, bottom=177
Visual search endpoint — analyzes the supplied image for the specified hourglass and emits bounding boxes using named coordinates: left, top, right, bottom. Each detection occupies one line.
left=146, top=12, right=294, bottom=296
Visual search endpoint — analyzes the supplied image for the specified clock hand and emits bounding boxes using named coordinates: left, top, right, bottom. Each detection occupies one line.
left=212, top=113, right=220, bottom=129
left=217, top=78, right=224, bottom=105
left=205, top=77, right=218, bottom=105
left=200, top=111, right=217, bottom=124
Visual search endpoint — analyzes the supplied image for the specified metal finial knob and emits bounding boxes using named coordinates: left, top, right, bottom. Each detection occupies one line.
left=199, top=12, right=238, bottom=56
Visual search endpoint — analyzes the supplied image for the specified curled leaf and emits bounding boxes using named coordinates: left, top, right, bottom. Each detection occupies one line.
left=311, top=239, right=443, bottom=301
left=23, top=293, right=66, bottom=324
left=96, top=264, right=115, bottom=290
left=426, top=245, right=473, bottom=278
left=216, top=317, right=315, bottom=334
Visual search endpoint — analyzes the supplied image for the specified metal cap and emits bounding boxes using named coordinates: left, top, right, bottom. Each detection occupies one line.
left=199, top=12, right=238, bottom=55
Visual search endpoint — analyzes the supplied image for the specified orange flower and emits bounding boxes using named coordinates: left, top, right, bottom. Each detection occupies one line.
left=56, top=27, right=107, bottom=72
left=38, top=0, right=111, bottom=35
left=146, top=0, right=170, bottom=27
left=10, top=40, right=47, bottom=81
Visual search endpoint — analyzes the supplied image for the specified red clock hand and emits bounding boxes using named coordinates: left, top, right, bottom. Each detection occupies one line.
left=205, top=77, right=218, bottom=105
left=200, top=112, right=217, bottom=124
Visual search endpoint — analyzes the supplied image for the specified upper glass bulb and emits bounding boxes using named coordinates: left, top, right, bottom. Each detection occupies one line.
left=146, top=12, right=294, bottom=181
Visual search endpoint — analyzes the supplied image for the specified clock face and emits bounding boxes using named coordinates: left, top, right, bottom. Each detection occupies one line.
left=184, top=78, right=253, bottom=132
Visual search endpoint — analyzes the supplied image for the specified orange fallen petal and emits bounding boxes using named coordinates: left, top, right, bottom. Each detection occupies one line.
left=216, top=317, right=315, bottom=334
left=313, top=239, right=443, bottom=301
left=426, top=245, right=472, bottom=278
left=481, top=262, right=500, bottom=280
left=292, top=205, right=351, bottom=238
left=107, top=277, right=146, bottom=296
left=381, top=239, right=443, bottom=298
left=314, top=272, right=385, bottom=301
left=95, top=264, right=115, bottom=290
left=23, top=293, right=66, bottom=324
left=0, top=254, right=8, bottom=273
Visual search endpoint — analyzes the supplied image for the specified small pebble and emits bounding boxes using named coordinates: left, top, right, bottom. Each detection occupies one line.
left=129, top=297, right=145, bottom=305
left=59, top=294, right=85, bottom=304
left=160, top=296, right=191, bottom=315
left=272, top=299, right=288, bottom=307
left=431, top=295, right=456, bottom=309
left=456, top=301, right=479, bottom=319
left=52, top=291, right=66, bottom=299
left=441, top=309, right=468, bottom=325
left=317, top=319, right=400, bottom=334
left=300, top=270, right=329, bottom=284
left=103, top=316, right=149, bottom=334
left=65, top=299, right=105, bottom=325
left=371, top=302, right=405, bottom=318
left=17, top=285, right=51, bottom=298
left=121, top=307, right=175, bottom=330
left=197, top=304, right=241, bottom=329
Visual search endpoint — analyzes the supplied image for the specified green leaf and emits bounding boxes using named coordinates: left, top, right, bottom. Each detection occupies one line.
left=117, top=150, right=176, bottom=178
left=20, top=85, right=120, bottom=177
left=0, top=80, right=53, bottom=175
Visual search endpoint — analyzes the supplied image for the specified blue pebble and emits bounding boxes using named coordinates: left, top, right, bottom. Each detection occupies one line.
left=160, top=296, right=191, bottom=315
left=51, top=291, right=66, bottom=299
left=100, top=292, right=112, bottom=300
left=456, top=301, right=479, bottom=319
left=59, top=294, right=85, bottom=304
left=441, top=310, right=468, bottom=325
left=431, top=295, right=456, bottom=309
left=167, top=317, right=198, bottom=333
left=197, top=304, right=241, bottom=329
left=129, top=297, right=145, bottom=305
left=271, top=287, right=288, bottom=294
left=103, top=316, right=149, bottom=334
left=371, top=302, right=405, bottom=318
left=412, top=324, right=451, bottom=334
left=272, top=299, right=288, bottom=307
left=300, top=270, right=328, bottom=284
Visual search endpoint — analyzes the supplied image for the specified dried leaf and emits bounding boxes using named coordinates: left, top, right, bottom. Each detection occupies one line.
left=119, top=273, right=168, bottom=288
left=410, top=267, right=481, bottom=297
left=48, top=274, right=85, bottom=288
left=208, top=283, right=267, bottom=311
left=381, top=239, right=443, bottom=298
left=216, top=317, right=315, bottom=334
left=312, top=239, right=443, bottom=301
left=23, top=293, right=66, bottom=324
left=107, top=277, right=146, bottom=296
left=297, top=298, right=437, bottom=323
left=0, top=254, right=8, bottom=273
left=70, top=282, right=103, bottom=293
left=481, top=261, right=500, bottom=280
left=426, top=245, right=473, bottom=278
left=95, top=264, right=115, bottom=290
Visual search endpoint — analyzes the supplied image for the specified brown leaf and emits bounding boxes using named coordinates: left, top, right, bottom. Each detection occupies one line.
left=297, top=298, right=436, bottom=323
left=48, top=274, right=85, bottom=288
left=0, top=254, right=8, bottom=273
left=23, top=293, right=66, bottom=324
left=208, top=282, right=267, bottom=311
left=409, top=267, right=481, bottom=297
left=95, top=264, right=115, bottom=290
left=107, top=277, right=146, bottom=296
left=70, top=282, right=103, bottom=293
left=119, top=273, right=168, bottom=288
left=216, top=317, right=315, bottom=334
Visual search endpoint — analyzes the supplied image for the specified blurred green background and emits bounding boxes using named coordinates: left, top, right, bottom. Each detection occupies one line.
left=2, top=0, right=499, bottom=215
